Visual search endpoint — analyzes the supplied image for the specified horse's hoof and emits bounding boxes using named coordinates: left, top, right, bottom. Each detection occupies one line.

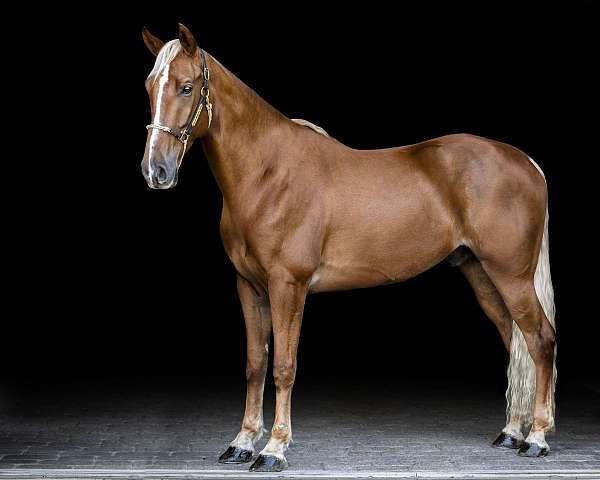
left=249, top=454, right=288, bottom=472
left=518, top=441, right=549, bottom=457
left=492, top=432, right=524, bottom=449
left=218, top=446, right=254, bottom=464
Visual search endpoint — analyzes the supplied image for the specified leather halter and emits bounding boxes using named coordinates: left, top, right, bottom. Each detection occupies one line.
left=146, top=48, right=212, bottom=163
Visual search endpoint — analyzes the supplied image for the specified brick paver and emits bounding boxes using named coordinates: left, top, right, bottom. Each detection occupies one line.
left=0, top=380, right=598, bottom=477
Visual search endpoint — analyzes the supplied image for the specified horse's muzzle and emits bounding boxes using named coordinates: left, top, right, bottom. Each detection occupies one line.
left=142, top=157, right=178, bottom=190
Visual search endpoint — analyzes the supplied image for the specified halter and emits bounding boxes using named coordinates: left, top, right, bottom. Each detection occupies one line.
left=146, top=48, right=213, bottom=164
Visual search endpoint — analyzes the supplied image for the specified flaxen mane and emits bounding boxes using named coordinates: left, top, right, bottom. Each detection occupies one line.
left=291, top=119, right=330, bottom=137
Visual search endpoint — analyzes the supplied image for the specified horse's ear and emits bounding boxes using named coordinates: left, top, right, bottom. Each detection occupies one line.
left=178, top=23, right=198, bottom=56
left=142, top=27, right=165, bottom=57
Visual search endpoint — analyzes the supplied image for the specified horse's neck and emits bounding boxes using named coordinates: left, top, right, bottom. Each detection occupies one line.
left=201, top=55, right=289, bottom=206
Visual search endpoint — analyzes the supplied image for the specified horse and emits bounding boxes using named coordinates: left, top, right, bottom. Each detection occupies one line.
left=140, top=24, right=557, bottom=472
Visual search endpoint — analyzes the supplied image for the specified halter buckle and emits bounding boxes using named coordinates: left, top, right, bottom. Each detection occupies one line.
left=179, top=131, right=191, bottom=144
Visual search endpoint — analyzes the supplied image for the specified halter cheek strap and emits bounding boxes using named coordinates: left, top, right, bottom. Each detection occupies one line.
left=146, top=48, right=212, bottom=164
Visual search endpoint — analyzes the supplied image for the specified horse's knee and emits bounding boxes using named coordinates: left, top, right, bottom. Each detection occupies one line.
left=246, top=355, right=268, bottom=383
left=273, top=360, right=296, bottom=389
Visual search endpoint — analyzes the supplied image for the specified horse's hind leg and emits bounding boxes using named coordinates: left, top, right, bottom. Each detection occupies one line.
left=459, top=258, right=526, bottom=449
left=460, top=256, right=512, bottom=351
left=481, top=265, right=556, bottom=457
left=218, top=275, right=271, bottom=464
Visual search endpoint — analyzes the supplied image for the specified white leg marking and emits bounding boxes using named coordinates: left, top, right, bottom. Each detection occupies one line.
left=148, top=64, right=171, bottom=179
left=526, top=429, right=549, bottom=450
left=259, top=436, right=288, bottom=460
left=230, top=427, right=266, bottom=452
left=502, top=419, right=524, bottom=440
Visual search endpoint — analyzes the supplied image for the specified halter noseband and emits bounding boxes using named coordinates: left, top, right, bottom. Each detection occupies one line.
left=146, top=48, right=212, bottom=163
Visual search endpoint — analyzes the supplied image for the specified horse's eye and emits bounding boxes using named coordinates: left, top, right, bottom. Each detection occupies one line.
left=181, top=85, right=193, bottom=96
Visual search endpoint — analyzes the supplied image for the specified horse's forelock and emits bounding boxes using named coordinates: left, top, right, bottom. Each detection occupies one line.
left=148, top=40, right=182, bottom=84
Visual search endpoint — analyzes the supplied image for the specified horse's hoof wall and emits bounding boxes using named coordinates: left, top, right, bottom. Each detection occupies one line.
left=518, top=442, right=549, bottom=457
left=492, top=432, right=523, bottom=450
left=218, top=446, right=254, bottom=464
left=249, top=454, right=288, bottom=472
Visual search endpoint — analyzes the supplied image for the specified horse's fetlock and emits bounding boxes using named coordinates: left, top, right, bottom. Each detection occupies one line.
left=242, top=425, right=264, bottom=442
left=271, top=423, right=291, bottom=443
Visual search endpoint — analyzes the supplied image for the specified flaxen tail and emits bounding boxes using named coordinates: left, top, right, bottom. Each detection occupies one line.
left=506, top=181, right=557, bottom=430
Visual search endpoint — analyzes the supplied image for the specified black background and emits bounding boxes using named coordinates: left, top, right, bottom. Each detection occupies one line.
left=8, top=4, right=599, bottom=396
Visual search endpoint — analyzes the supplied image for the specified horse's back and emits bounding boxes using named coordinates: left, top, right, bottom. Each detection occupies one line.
left=400, top=133, right=544, bottom=189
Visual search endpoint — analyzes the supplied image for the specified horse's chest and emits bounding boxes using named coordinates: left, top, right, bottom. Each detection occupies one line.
left=220, top=222, right=269, bottom=288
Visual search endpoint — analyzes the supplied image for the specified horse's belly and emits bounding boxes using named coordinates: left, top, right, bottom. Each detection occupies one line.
left=309, top=225, right=456, bottom=293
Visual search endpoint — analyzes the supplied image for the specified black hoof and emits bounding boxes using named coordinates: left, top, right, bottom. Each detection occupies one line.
left=518, top=441, right=549, bottom=457
left=249, top=454, right=288, bottom=472
left=492, top=432, right=524, bottom=450
left=218, top=446, right=254, bottom=464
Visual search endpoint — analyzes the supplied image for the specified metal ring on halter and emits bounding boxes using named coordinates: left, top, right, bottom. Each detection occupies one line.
left=179, top=131, right=191, bottom=143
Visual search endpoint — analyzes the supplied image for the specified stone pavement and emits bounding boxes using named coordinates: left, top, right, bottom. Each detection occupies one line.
left=0, top=379, right=598, bottom=478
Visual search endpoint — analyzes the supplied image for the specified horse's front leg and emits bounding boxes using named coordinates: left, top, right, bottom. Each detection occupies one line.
left=219, top=275, right=272, bottom=464
left=249, top=268, right=308, bottom=473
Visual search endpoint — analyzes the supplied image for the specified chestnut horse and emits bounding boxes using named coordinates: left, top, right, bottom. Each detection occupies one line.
left=141, top=24, right=557, bottom=472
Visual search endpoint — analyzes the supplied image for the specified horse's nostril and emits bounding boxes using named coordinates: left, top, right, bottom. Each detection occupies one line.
left=156, top=165, right=168, bottom=184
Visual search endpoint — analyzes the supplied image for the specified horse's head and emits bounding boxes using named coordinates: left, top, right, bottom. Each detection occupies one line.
left=141, top=24, right=212, bottom=189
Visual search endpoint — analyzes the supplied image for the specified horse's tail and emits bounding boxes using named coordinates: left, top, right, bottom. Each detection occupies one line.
left=506, top=166, right=556, bottom=430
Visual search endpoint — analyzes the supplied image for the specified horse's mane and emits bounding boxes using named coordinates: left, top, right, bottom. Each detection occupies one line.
left=291, top=119, right=330, bottom=138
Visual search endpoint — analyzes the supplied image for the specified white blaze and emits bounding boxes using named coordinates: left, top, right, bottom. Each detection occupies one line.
left=148, top=64, right=171, bottom=178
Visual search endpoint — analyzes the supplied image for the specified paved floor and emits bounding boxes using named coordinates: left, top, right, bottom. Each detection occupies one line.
left=0, top=379, right=598, bottom=478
